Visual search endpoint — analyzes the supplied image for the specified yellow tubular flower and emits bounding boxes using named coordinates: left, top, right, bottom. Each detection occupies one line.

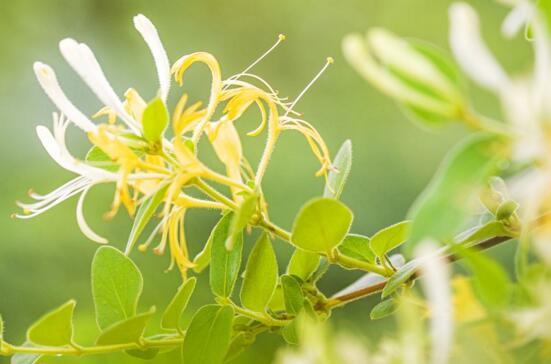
left=167, top=207, right=194, bottom=279
left=171, top=52, right=222, bottom=144
left=206, top=119, right=244, bottom=201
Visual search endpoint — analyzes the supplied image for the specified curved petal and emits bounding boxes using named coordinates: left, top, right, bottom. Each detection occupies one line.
left=134, top=14, right=171, bottom=102
left=449, top=2, right=509, bottom=91
left=59, top=38, right=140, bottom=133
left=76, top=186, right=109, bottom=244
left=33, top=62, right=96, bottom=132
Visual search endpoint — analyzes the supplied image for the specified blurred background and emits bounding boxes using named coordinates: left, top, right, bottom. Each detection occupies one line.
left=0, top=0, right=531, bottom=363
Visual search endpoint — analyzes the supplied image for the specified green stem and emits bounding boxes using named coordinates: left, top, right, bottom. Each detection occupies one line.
left=1, top=337, right=184, bottom=357
left=222, top=299, right=289, bottom=327
left=194, top=178, right=238, bottom=210
left=334, top=252, right=392, bottom=277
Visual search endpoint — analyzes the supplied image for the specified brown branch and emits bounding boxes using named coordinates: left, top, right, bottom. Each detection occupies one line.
left=326, top=235, right=512, bottom=309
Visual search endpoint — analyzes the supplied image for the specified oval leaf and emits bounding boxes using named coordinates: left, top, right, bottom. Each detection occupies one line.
left=210, top=213, right=243, bottom=298
left=291, top=198, right=353, bottom=254
left=281, top=275, right=304, bottom=315
left=382, top=260, right=418, bottom=298
left=323, top=140, right=352, bottom=199
left=182, top=305, right=234, bottom=364
left=370, top=298, right=397, bottom=320
left=370, top=220, right=412, bottom=258
left=240, top=234, right=278, bottom=312
left=338, top=234, right=375, bottom=263
left=287, top=249, right=320, bottom=281
left=225, top=193, right=257, bottom=250
left=406, top=134, right=509, bottom=255
left=161, top=277, right=197, bottom=330
left=92, top=246, right=143, bottom=329
left=141, top=98, right=168, bottom=143
left=96, top=308, right=155, bottom=345
left=27, top=300, right=75, bottom=347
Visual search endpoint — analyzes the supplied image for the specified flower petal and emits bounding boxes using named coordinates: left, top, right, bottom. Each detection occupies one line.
left=76, top=186, right=109, bottom=244
left=134, top=14, right=171, bottom=102
left=449, top=2, right=509, bottom=91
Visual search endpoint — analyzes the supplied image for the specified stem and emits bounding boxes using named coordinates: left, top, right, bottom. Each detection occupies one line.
left=222, top=299, right=289, bottom=327
left=193, top=178, right=238, bottom=210
left=335, top=253, right=392, bottom=277
left=325, top=235, right=512, bottom=309
left=258, top=217, right=291, bottom=241
left=1, top=337, right=184, bottom=357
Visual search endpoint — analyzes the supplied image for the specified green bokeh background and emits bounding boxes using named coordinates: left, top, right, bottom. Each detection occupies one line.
left=0, top=0, right=529, bottom=363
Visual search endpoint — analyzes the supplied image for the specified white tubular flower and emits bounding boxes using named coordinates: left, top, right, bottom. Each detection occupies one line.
left=76, top=186, right=108, bottom=244
left=134, top=14, right=171, bottom=102
left=33, top=62, right=97, bottom=132
left=449, top=2, right=510, bottom=91
left=58, top=38, right=140, bottom=133
left=415, top=241, right=453, bottom=364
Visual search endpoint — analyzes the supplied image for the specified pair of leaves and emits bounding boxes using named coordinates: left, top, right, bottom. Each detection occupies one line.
left=405, top=133, right=509, bottom=256
left=240, top=234, right=278, bottom=312
left=210, top=213, right=244, bottom=298
left=291, top=198, right=353, bottom=255
left=182, top=305, right=234, bottom=364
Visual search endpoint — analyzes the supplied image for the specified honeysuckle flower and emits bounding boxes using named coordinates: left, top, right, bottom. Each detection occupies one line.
left=18, top=14, right=335, bottom=278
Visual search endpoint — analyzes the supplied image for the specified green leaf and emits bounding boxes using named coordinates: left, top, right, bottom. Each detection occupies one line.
left=323, top=140, right=352, bottom=199
left=85, top=146, right=119, bottom=172
left=287, top=249, right=320, bottom=281
left=141, top=97, right=169, bottom=143
left=291, top=198, right=353, bottom=254
left=161, top=278, right=196, bottom=330
left=96, top=308, right=155, bottom=345
left=496, top=200, right=519, bottom=221
left=268, top=286, right=286, bottom=312
left=182, top=305, right=234, bottom=364
left=126, top=348, right=160, bottom=360
left=240, top=234, right=278, bottom=312
left=10, top=342, right=42, bottom=364
left=338, top=234, right=375, bottom=263
left=458, top=220, right=512, bottom=246
left=281, top=275, right=304, bottom=315
left=456, top=247, right=511, bottom=308
left=125, top=184, right=169, bottom=255
left=27, top=300, right=75, bottom=347
left=92, top=246, right=143, bottom=329
left=406, top=134, right=509, bottom=255
left=281, top=319, right=300, bottom=345
left=193, top=214, right=228, bottom=273
left=382, top=260, right=417, bottom=298
left=370, top=299, right=397, bottom=320
left=370, top=221, right=412, bottom=258
left=225, top=332, right=255, bottom=362
left=226, top=194, right=257, bottom=250
left=210, top=213, right=243, bottom=298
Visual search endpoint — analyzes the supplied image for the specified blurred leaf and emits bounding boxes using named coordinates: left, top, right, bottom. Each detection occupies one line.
left=161, top=277, right=197, bottom=330
left=85, top=146, right=119, bottom=172
left=10, top=342, right=42, bottom=364
left=27, top=300, right=75, bottom=347
left=210, top=213, right=243, bottom=298
left=125, top=184, right=169, bottom=255
left=96, top=308, right=155, bottom=345
left=141, top=98, right=168, bottom=143
left=496, top=200, right=519, bottom=221
left=182, top=305, right=234, bottom=364
left=225, top=332, right=254, bottom=362
left=370, top=298, right=397, bottom=320
left=406, top=134, right=509, bottom=255
left=0, top=314, right=3, bottom=351
left=287, top=249, right=320, bottom=281
left=92, top=246, right=143, bottom=329
left=240, top=234, right=278, bottom=312
left=338, top=234, right=376, bottom=263
left=281, top=275, right=304, bottom=315
left=225, top=193, right=257, bottom=250
left=323, top=140, right=352, bottom=199
left=370, top=221, right=411, bottom=258
left=291, top=198, right=353, bottom=254
left=281, top=319, right=299, bottom=345
left=458, top=220, right=512, bottom=245
left=126, top=348, right=160, bottom=360
left=456, top=247, right=511, bottom=308
left=382, top=260, right=417, bottom=298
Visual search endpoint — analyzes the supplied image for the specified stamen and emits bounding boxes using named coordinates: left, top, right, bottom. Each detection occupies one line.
left=231, top=34, right=286, bottom=82
left=285, top=57, right=334, bottom=117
